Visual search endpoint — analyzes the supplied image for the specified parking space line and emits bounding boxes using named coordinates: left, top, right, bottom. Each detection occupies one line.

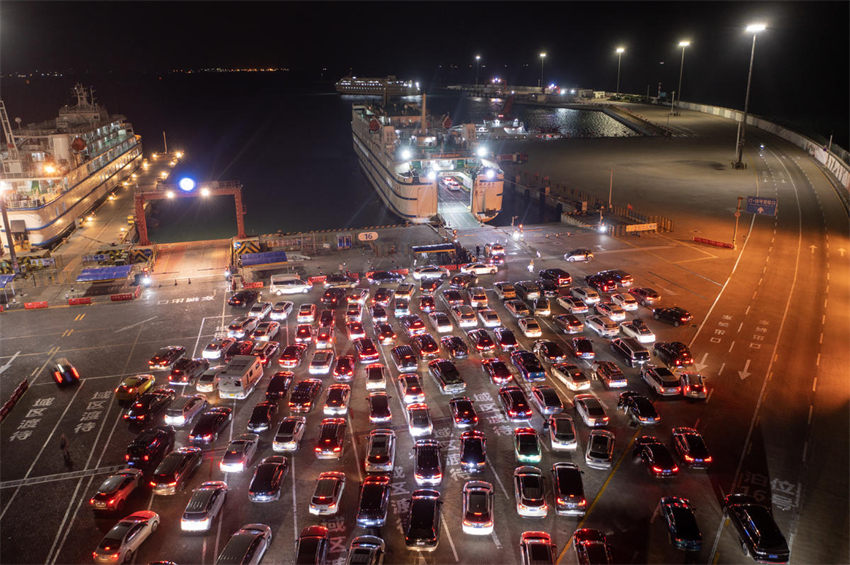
left=442, top=515, right=460, bottom=562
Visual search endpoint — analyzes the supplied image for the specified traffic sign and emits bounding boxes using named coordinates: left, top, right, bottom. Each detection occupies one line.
left=746, top=196, right=777, bottom=216
left=734, top=211, right=741, bottom=218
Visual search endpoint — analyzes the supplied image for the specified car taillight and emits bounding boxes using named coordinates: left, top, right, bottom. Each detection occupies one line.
left=150, top=481, right=157, bottom=487
left=89, top=497, right=96, bottom=505
left=333, top=446, right=341, bottom=452
left=137, top=415, right=145, bottom=420
left=125, top=454, right=130, bottom=460
left=315, top=446, right=322, bottom=452
left=578, top=499, right=587, bottom=506
left=168, top=481, right=178, bottom=486
left=652, top=466, right=662, bottom=473
left=672, top=466, right=679, bottom=472
left=123, top=414, right=130, bottom=420
left=143, top=455, right=149, bottom=461
left=704, top=456, right=712, bottom=462
left=684, top=454, right=694, bottom=461
left=54, top=371, right=62, bottom=383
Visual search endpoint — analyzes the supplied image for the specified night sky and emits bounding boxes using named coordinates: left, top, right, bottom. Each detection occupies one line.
left=1, top=1, right=848, bottom=143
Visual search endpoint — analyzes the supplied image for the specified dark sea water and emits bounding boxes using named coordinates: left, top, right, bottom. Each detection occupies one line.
left=0, top=73, right=713, bottom=240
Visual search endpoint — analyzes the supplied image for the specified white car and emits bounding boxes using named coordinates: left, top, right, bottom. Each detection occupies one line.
left=462, top=481, right=495, bottom=535
left=348, top=288, right=369, bottom=304
left=249, top=302, right=273, bottom=319
left=585, top=430, right=615, bottom=470
left=620, top=320, right=656, bottom=343
left=477, top=308, right=501, bottom=327
left=595, top=302, right=626, bottom=322
left=548, top=415, right=578, bottom=451
left=309, top=472, right=346, bottom=516
left=296, top=303, right=317, bottom=323
left=493, top=282, right=516, bottom=300
left=557, top=296, right=588, bottom=314
left=571, top=287, right=600, bottom=305
left=323, top=383, right=351, bottom=415
left=505, top=300, right=531, bottom=318
left=219, top=433, right=260, bottom=473
left=611, top=293, right=638, bottom=311
left=396, top=283, right=416, bottom=299
left=365, top=364, right=388, bottom=390
left=461, top=262, right=498, bottom=275
left=514, top=466, right=548, bottom=518
left=269, top=301, right=294, bottom=321
left=252, top=321, right=280, bottom=342
left=406, top=403, right=433, bottom=437
left=585, top=315, right=620, bottom=338
left=93, top=511, right=160, bottom=564
left=467, top=287, right=489, bottom=308
left=413, top=265, right=449, bottom=280
left=164, top=394, right=208, bottom=427
left=180, top=481, right=227, bottom=532
left=573, top=394, right=609, bottom=427
left=551, top=363, right=592, bottom=392
left=518, top=317, right=543, bottom=338
left=309, top=350, right=335, bottom=374
left=364, top=429, right=396, bottom=473
left=345, top=303, right=363, bottom=322
left=680, top=372, right=708, bottom=399
left=273, top=417, right=307, bottom=452
left=451, top=305, right=478, bottom=328
left=428, top=311, right=453, bottom=333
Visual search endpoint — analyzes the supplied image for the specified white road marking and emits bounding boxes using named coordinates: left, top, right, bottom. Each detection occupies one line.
left=291, top=456, right=299, bottom=541
left=443, top=513, right=460, bottom=562
left=812, top=378, right=817, bottom=392
left=115, top=316, right=158, bottom=333
left=0, top=350, right=21, bottom=376
left=718, top=363, right=725, bottom=376
left=807, top=405, right=813, bottom=425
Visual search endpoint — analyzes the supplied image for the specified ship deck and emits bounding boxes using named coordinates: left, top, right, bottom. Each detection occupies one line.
left=437, top=182, right=483, bottom=229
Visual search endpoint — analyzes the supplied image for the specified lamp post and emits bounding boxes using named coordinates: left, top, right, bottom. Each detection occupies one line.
left=539, top=53, right=546, bottom=92
left=615, top=47, right=625, bottom=97
left=735, top=23, right=766, bottom=169
left=475, top=55, right=481, bottom=87
left=674, top=41, right=690, bottom=116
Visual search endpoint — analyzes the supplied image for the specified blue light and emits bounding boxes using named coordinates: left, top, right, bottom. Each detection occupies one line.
left=178, top=178, right=196, bottom=192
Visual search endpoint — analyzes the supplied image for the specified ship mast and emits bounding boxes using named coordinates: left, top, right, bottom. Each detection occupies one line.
left=421, top=93, right=427, bottom=135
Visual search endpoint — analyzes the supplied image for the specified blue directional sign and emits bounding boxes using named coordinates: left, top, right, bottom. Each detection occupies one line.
left=746, top=196, right=777, bottom=216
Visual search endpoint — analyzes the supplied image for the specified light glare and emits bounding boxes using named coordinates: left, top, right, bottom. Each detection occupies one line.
left=746, top=23, right=766, bottom=33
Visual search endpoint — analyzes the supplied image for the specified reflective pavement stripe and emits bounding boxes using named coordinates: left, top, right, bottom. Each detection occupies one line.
left=0, top=464, right=126, bottom=489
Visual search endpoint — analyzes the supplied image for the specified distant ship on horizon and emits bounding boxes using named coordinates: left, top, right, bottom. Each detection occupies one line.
left=335, top=74, right=420, bottom=96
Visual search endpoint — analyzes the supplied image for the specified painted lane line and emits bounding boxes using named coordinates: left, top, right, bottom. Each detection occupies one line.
left=291, top=456, right=299, bottom=543
left=485, top=454, right=512, bottom=501
left=807, top=405, right=813, bottom=426
left=443, top=516, right=460, bottom=562
left=717, top=363, right=725, bottom=377
left=737, top=322, right=744, bottom=333
left=728, top=341, right=735, bottom=353
left=115, top=316, right=159, bottom=333
left=0, top=350, right=22, bottom=376
left=812, top=378, right=818, bottom=392
left=802, top=441, right=808, bottom=463
left=816, top=353, right=820, bottom=367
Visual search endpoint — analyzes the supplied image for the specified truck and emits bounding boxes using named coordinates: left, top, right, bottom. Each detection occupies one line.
left=497, top=152, right=528, bottom=165
left=218, top=355, right=264, bottom=400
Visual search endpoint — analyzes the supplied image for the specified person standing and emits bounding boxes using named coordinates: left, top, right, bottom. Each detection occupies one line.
left=475, top=245, right=480, bottom=258
left=528, top=260, right=534, bottom=273
left=59, top=434, right=70, bottom=463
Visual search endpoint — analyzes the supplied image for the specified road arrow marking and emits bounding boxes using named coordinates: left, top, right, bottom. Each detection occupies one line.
left=115, top=316, right=158, bottom=333
left=809, top=245, right=817, bottom=254
left=0, top=351, right=21, bottom=376
left=695, top=352, right=709, bottom=372
left=738, top=359, right=752, bottom=380
left=758, top=207, right=765, bottom=214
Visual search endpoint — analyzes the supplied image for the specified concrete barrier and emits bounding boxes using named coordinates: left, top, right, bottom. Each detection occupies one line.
left=24, top=301, right=48, bottom=310
left=68, top=297, right=92, bottom=306
left=110, top=293, right=135, bottom=302
left=1, top=379, right=29, bottom=422
left=242, top=282, right=264, bottom=289
left=693, top=236, right=734, bottom=249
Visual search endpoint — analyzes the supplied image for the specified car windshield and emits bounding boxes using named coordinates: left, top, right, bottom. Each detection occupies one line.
left=528, top=544, right=552, bottom=562
left=586, top=403, right=605, bottom=417
left=98, top=523, right=133, bottom=549
left=553, top=420, right=575, bottom=440
left=408, top=498, right=437, bottom=537
left=253, top=464, right=279, bottom=485
left=411, top=410, right=429, bottom=426
left=417, top=447, right=439, bottom=468
left=370, top=436, right=390, bottom=455
left=185, top=489, right=216, bottom=513
left=582, top=543, right=609, bottom=563
left=672, top=506, right=700, bottom=535
left=463, top=439, right=483, bottom=458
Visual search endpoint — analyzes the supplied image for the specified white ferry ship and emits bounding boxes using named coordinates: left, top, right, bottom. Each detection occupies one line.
left=336, top=75, right=420, bottom=96
left=0, top=84, right=142, bottom=250
left=351, top=94, right=504, bottom=224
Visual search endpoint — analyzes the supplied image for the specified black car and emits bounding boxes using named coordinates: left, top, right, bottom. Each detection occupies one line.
left=321, top=288, right=346, bottom=307
left=427, top=359, right=466, bottom=395
left=652, top=306, right=693, bottom=327
left=188, top=407, right=232, bottom=445
left=494, top=327, right=519, bottom=351
left=289, top=379, right=323, bottom=413
left=356, top=475, right=392, bottom=527
left=499, top=386, right=533, bottom=421
left=672, top=427, right=713, bottom=468
left=661, top=497, right=702, bottom=551
left=420, top=278, right=441, bottom=294
left=126, top=425, right=175, bottom=468
left=405, top=489, right=442, bottom=551
left=633, top=436, right=678, bottom=477
left=467, top=328, right=495, bottom=353
left=413, top=440, right=443, bottom=486
left=449, top=397, right=478, bottom=428
left=654, top=341, right=695, bottom=369
left=536, top=278, right=559, bottom=298
left=295, top=525, right=330, bottom=565
left=247, top=400, right=278, bottom=432
left=585, top=274, right=616, bottom=293
left=617, top=391, right=660, bottom=425
left=169, top=358, right=210, bottom=386
left=51, top=358, right=80, bottom=386
left=532, top=340, right=568, bottom=364
left=149, top=345, right=186, bottom=370
left=151, top=447, right=203, bottom=495
left=412, top=334, right=440, bottom=359
left=483, top=359, right=513, bottom=385
left=265, top=372, right=294, bottom=400
left=449, top=273, right=477, bottom=290
left=724, top=494, right=790, bottom=563
left=538, top=268, right=572, bottom=287
left=511, top=350, right=546, bottom=382
left=460, top=430, right=487, bottom=473
left=440, top=335, right=469, bottom=359
left=552, top=462, right=586, bottom=516
left=227, top=290, right=259, bottom=308
left=597, top=269, right=633, bottom=287
left=123, top=388, right=176, bottom=423
left=248, top=455, right=289, bottom=502
left=367, top=392, right=392, bottom=424
left=367, top=271, right=405, bottom=285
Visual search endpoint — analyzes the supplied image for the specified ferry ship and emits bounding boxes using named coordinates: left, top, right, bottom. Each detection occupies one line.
left=336, top=75, right=420, bottom=96
left=351, top=94, right=504, bottom=224
left=0, top=84, right=142, bottom=250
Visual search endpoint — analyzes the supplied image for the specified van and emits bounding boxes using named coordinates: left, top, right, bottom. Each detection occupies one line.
left=610, top=337, right=650, bottom=367
left=270, top=274, right=312, bottom=296
left=218, top=355, right=264, bottom=400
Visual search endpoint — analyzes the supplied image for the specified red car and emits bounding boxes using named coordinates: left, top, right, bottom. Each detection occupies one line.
left=333, top=355, right=356, bottom=381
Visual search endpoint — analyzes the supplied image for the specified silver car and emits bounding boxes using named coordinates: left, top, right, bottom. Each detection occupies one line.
left=219, top=434, right=259, bottom=473
left=585, top=315, right=620, bottom=338
left=181, top=481, right=228, bottom=532
left=272, top=416, right=306, bottom=452
left=548, top=415, right=578, bottom=451
left=585, top=430, right=615, bottom=469
left=574, top=394, right=609, bottom=427
left=269, top=301, right=294, bottom=321
left=309, top=350, right=335, bottom=375
left=216, top=523, right=272, bottom=565
left=164, top=394, right=208, bottom=427
left=365, top=429, right=396, bottom=473
left=248, top=302, right=273, bottom=319
left=93, top=511, right=160, bottom=564
left=309, top=471, right=346, bottom=516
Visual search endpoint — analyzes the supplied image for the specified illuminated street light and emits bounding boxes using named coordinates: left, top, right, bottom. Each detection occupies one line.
left=475, top=55, right=481, bottom=87
left=401, top=149, right=411, bottom=160
left=166, top=191, right=174, bottom=198
left=539, top=53, right=547, bottom=92
left=735, top=23, right=766, bottom=169
left=178, top=177, right=196, bottom=192
left=477, top=146, right=488, bottom=158
left=674, top=41, right=690, bottom=116
left=201, top=188, right=211, bottom=197
left=615, top=47, right=625, bottom=97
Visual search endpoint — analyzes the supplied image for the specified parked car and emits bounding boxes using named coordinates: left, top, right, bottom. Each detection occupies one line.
left=724, top=494, right=790, bottom=563
left=552, top=462, right=586, bottom=516
left=248, top=456, right=289, bottom=502
left=180, top=481, right=228, bottom=532
left=309, top=472, right=346, bottom=516
left=661, top=497, right=702, bottom=551
left=92, top=511, right=160, bottom=564
left=89, top=468, right=143, bottom=513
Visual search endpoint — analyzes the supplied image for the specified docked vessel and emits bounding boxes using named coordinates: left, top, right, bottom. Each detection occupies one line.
left=351, top=95, right=504, bottom=223
left=335, top=75, right=420, bottom=96
left=0, top=84, right=142, bottom=249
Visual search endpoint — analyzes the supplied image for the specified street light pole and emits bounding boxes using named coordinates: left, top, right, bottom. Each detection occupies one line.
left=615, top=47, right=625, bottom=97
left=539, top=53, right=546, bottom=92
left=475, top=55, right=481, bottom=87
left=735, top=24, right=765, bottom=169
left=675, top=41, right=689, bottom=116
